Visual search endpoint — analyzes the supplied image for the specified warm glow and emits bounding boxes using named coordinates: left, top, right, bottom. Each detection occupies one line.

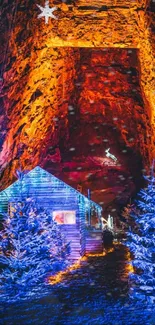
left=48, top=256, right=87, bottom=285
left=48, top=249, right=114, bottom=285
left=86, top=252, right=106, bottom=257
left=126, top=263, right=134, bottom=274
left=125, top=250, right=134, bottom=274
left=0, top=1, right=154, bottom=186
left=53, top=210, right=76, bottom=224
left=86, top=248, right=115, bottom=257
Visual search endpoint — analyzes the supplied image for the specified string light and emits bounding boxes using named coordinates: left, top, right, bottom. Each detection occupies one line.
left=48, top=248, right=115, bottom=285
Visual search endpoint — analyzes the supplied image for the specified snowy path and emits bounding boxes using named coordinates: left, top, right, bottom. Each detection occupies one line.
left=1, top=245, right=155, bottom=325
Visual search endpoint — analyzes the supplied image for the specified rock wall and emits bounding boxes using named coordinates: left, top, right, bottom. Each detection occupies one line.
left=0, top=0, right=154, bottom=215
left=70, top=48, right=151, bottom=159
left=0, top=1, right=80, bottom=187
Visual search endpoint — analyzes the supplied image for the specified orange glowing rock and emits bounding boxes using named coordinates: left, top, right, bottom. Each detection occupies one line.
left=0, top=0, right=154, bottom=190
left=59, top=3, right=69, bottom=12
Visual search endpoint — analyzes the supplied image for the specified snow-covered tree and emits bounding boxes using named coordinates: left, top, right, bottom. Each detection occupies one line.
left=0, top=197, right=70, bottom=299
left=126, top=167, right=155, bottom=302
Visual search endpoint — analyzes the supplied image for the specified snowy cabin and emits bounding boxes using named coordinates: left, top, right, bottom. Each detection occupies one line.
left=0, top=166, right=103, bottom=259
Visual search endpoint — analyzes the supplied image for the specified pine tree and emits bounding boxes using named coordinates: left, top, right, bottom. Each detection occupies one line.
left=126, top=166, right=155, bottom=302
left=0, top=197, right=70, bottom=299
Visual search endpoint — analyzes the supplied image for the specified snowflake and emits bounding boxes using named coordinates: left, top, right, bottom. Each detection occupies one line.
left=37, top=1, right=57, bottom=24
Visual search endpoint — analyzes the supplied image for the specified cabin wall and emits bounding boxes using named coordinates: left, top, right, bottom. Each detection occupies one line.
left=0, top=168, right=103, bottom=258
left=0, top=167, right=79, bottom=215
left=78, top=196, right=86, bottom=257
left=0, top=168, right=84, bottom=260
left=58, top=224, right=82, bottom=260
left=58, top=196, right=86, bottom=260
left=85, top=231, right=103, bottom=254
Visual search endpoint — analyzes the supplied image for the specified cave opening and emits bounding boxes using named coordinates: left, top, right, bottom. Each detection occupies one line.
left=55, top=47, right=150, bottom=224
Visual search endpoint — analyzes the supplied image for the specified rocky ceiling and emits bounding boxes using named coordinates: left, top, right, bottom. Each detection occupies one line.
left=61, top=0, right=150, bottom=7
left=0, top=0, right=154, bottom=218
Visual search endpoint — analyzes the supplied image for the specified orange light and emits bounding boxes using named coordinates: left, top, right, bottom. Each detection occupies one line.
left=125, top=249, right=134, bottom=274
left=0, top=2, right=154, bottom=186
left=86, top=248, right=114, bottom=257
left=48, top=256, right=87, bottom=285
left=126, top=263, right=134, bottom=274
left=48, top=249, right=115, bottom=285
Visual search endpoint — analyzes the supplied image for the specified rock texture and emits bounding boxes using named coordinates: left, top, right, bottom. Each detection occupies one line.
left=0, top=0, right=154, bottom=217
left=54, top=48, right=149, bottom=213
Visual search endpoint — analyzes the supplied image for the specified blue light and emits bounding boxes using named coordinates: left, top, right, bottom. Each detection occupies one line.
left=126, top=168, right=155, bottom=301
left=0, top=166, right=102, bottom=301
left=0, top=197, right=70, bottom=301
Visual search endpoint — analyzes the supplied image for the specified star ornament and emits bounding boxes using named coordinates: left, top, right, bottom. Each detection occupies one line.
left=37, top=1, right=58, bottom=24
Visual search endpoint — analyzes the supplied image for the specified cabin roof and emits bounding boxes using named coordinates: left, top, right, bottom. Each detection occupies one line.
left=0, top=166, right=102, bottom=210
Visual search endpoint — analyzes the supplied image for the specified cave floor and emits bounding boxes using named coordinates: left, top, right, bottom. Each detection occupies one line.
left=1, top=245, right=155, bottom=325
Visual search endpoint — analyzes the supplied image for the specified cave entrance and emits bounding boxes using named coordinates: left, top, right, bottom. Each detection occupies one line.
left=60, top=47, right=149, bottom=225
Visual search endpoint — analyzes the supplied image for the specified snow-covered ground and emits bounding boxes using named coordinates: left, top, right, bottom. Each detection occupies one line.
left=1, top=245, right=155, bottom=325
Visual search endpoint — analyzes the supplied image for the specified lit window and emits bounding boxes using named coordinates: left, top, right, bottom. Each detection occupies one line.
left=53, top=211, right=76, bottom=224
